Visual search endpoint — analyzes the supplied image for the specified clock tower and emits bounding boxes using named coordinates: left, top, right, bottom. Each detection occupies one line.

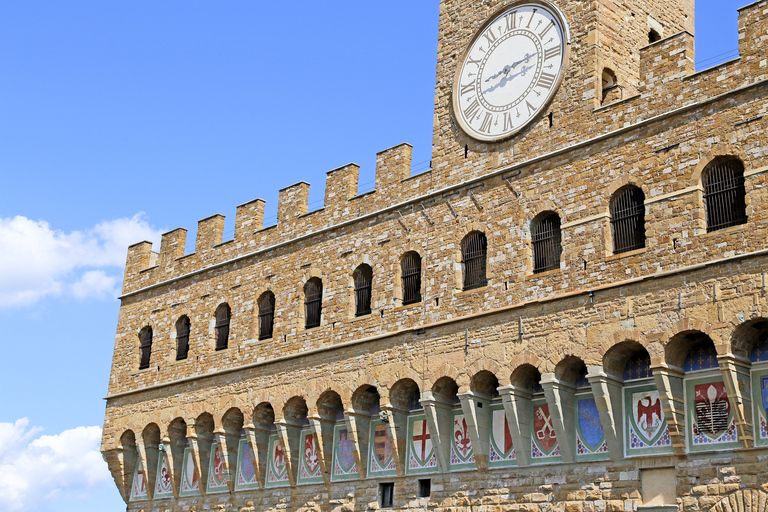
left=431, top=0, right=694, bottom=182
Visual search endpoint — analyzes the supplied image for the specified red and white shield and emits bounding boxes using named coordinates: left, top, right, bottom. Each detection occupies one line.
left=304, top=434, right=319, bottom=473
left=694, top=382, right=731, bottom=437
left=492, top=409, right=514, bottom=455
left=533, top=404, right=557, bottom=452
left=631, top=390, right=664, bottom=443
left=453, top=415, right=472, bottom=458
left=412, top=419, right=432, bottom=462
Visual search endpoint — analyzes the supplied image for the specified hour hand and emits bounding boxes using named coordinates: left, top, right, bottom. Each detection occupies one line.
left=485, top=65, right=512, bottom=82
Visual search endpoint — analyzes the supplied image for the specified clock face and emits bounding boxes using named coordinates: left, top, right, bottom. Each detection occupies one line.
left=453, top=1, right=569, bottom=142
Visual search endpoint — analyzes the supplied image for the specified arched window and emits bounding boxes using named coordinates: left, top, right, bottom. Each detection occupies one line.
left=601, top=68, right=619, bottom=104
left=258, top=292, right=275, bottom=340
left=401, top=252, right=422, bottom=305
left=304, top=278, right=323, bottom=329
left=610, top=186, right=646, bottom=254
left=139, top=326, right=153, bottom=370
left=215, top=303, right=231, bottom=351
left=353, top=265, right=373, bottom=317
left=176, top=316, right=190, bottom=361
left=532, top=213, right=561, bottom=274
left=703, top=158, right=747, bottom=232
left=461, top=232, right=487, bottom=291
left=649, top=29, right=661, bottom=43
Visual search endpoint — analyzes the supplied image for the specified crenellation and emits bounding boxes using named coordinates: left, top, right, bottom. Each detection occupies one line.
left=374, top=143, right=413, bottom=202
left=277, top=181, right=310, bottom=225
left=324, top=163, right=360, bottom=218
left=234, top=198, right=265, bottom=242
left=159, top=228, right=187, bottom=268
left=639, top=32, right=695, bottom=96
left=195, top=214, right=225, bottom=255
left=738, top=0, right=768, bottom=59
left=123, top=241, right=154, bottom=293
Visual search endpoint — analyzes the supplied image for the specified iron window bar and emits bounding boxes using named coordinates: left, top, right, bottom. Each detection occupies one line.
left=401, top=252, right=422, bottom=305
left=176, top=317, right=190, bottom=361
left=139, top=327, right=153, bottom=370
left=215, top=304, right=230, bottom=351
left=532, top=214, right=561, bottom=274
left=305, top=279, right=323, bottom=329
left=704, top=159, right=747, bottom=232
left=354, top=266, right=373, bottom=317
left=610, top=186, right=646, bottom=254
left=258, top=293, right=275, bottom=340
left=461, top=232, right=488, bottom=291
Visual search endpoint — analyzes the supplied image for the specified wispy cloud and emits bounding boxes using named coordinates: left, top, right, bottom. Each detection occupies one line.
left=0, top=420, right=110, bottom=511
left=0, top=214, right=163, bottom=307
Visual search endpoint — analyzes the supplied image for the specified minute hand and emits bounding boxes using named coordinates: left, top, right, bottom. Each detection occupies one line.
left=483, top=64, right=535, bottom=94
left=484, top=53, right=535, bottom=83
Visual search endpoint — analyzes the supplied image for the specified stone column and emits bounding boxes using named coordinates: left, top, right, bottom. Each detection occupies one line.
left=498, top=385, right=532, bottom=466
left=541, top=373, right=577, bottom=463
left=421, top=390, right=453, bottom=474
left=458, top=390, right=491, bottom=471
left=588, top=365, right=625, bottom=461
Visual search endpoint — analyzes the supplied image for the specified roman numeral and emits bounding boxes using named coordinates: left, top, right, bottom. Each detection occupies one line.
left=480, top=112, right=494, bottom=133
left=483, top=29, right=497, bottom=46
left=505, top=11, right=518, bottom=31
left=543, top=46, right=560, bottom=61
left=525, top=100, right=536, bottom=115
left=539, top=20, right=555, bottom=39
left=503, top=112, right=514, bottom=131
left=527, top=8, right=538, bottom=28
left=463, top=98, right=481, bottom=120
left=536, top=72, right=556, bottom=89
left=460, top=83, right=475, bottom=96
left=467, top=55, right=482, bottom=68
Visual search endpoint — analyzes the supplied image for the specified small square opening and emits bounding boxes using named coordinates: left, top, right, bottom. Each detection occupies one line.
left=417, top=478, right=431, bottom=498
left=379, top=482, right=394, bottom=508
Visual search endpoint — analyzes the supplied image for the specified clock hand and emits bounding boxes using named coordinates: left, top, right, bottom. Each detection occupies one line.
left=484, top=53, right=535, bottom=83
left=482, top=64, right=535, bottom=94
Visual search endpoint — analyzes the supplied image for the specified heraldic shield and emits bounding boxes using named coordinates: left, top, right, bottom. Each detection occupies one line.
left=630, top=389, right=665, bottom=446
left=533, top=403, right=557, bottom=454
left=336, top=429, right=356, bottom=474
left=694, top=381, right=731, bottom=439
left=577, top=398, right=604, bottom=450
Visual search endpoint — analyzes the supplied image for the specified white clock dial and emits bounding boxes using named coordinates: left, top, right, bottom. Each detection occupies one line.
left=453, top=1, right=569, bottom=142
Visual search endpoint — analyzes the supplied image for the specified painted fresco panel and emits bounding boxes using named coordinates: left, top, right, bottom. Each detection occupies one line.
left=406, top=414, right=437, bottom=475
left=206, top=442, right=229, bottom=493
left=154, top=453, right=174, bottom=499
left=489, top=403, right=516, bottom=468
left=331, top=422, right=359, bottom=482
left=264, top=434, right=289, bottom=489
left=129, top=461, right=148, bottom=501
left=530, top=398, right=561, bottom=463
left=179, top=447, right=200, bottom=497
left=751, top=366, right=768, bottom=446
left=685, top=375, right=739, bottom=452
left=575, top=393, right=609, bottom=461
left=235, top=438, right=260, bottom=491
left=624, top=383, right=673, bottom=457
left=297, top=429, right=323, bottom=485
left=450, top=408, right=475, bottom=470
left=367, top=419, right=397, bottom=477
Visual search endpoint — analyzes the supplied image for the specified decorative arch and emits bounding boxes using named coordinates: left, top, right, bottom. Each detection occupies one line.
left=709, top=490, right=768, bottom=512
left=691, top=145, right=751, bottom=183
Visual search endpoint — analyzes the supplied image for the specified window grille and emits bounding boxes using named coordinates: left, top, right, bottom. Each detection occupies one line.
left=215, top=304, right=231, bottom=351
left=259, top=292, right=275, bottom=340
left=401, top=252, right=422, bottom=305
left=304, top=278, right=323, bottom=329
left=532, top=213, right=561, bottom=274
left=176, top=316, right=190, bottom=361
left=354, top=265, right=373, bottom=317
left=139, top=327, right=153, bottom=370
left=704, top=158, right=747, bottom=232
left=461, top=232, right=487, bottom=290
left=610, top=186, right=646, bottom=254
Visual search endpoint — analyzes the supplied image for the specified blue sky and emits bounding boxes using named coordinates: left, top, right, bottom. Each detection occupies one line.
left=0, top=1, right=748, bottom=510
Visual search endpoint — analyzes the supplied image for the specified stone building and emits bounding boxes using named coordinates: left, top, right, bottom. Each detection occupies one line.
left=101, top=0, right=768, bottom=511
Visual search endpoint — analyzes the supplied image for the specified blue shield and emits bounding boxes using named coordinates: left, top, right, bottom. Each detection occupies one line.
left=761, top=376, right=768, bottom=411
left=578, top=398, right=604, bottom=449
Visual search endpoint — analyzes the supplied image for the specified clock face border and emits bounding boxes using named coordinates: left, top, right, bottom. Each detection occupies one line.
left=451, top=0, right=571, bottom=143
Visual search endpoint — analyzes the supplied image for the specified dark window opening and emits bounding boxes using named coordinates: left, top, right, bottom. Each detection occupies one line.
left=304, top=278, right=323, bottom=329
left=258, top=292, right=275, bottom=340
left=175, top=316, right=190, bottom=361
left=401, top=252, right=422, bottom=305
left=610, top=186, right=646, bottom=254
left=532, top=213, right=562, bottom=274
left=418, top=479, right=431, bottom=498
left=548, top=112, right=554, bottom=128
left=379, top=482, right=394, bottom=508
left=215, top=303, right=231, bottom=351
left=649, top=29, right=661, bottom=43
left=461, top=232, right=488, bottom=291
left=139, top=327, right=153, bottom=370
left=704, top=158, right=747, bottom=232
left=353, top=265, right=373, bottom=316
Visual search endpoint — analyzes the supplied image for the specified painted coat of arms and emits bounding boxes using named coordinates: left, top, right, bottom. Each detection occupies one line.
left=693, top=382, right=731, bottom=438
left=491, top=408, right=514, bottom=460
left=299, top=433, right=321, bottom=480
left=267, top=437, right=288, bottom=484
left=577, top=398, right=605, bottom=451
left=209, top=443, right=227, bottom=488
left=533, top=403, right=557, bottom=454
left=237, top=442, right=258, bottom=486
left=370, top=423, right=395, bottom=473
left=155, top=455, right=173, bottom=497
left=181, top=449, right=199, bottom=493
left=411, top=419, right=432, bottom=463
left=335, top=429, right=356, bottom=474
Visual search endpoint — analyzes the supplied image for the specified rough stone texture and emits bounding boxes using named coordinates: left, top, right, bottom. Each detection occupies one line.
left=103, top=0, right=768, bottom=511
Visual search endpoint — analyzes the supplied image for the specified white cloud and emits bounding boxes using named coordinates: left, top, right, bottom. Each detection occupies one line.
left=0, top=420, right=111, bottom=511
left=0, top=213, right=163, bottom=307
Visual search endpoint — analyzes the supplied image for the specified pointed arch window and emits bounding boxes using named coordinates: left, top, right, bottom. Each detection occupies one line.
left=353, top=265, right=373, bottom=316
left=304, top=278, right=323, bottom=329
left=532, top=213, right=561, bottom=274
left=401, top=252, right=422, bottom=305
left=703, top=158, right=747, bottom=232
left=461, top=232, right=487, bottom=291
left=215, top=303, right=231, bottom=350
left=176, top=316, right=190, bottom=361
left=139, top=326, right=153, bottom=370
left=610, top=186, right=646, bottom=254
left=258, top=292, right=275, bottom=340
